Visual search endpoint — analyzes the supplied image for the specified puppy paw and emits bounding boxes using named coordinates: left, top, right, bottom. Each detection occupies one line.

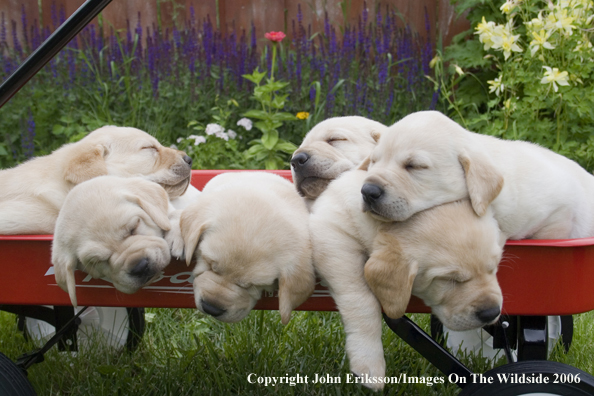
left=349, top=358, right=386, bottom=391
left=165, top=209, right=185, bottom=260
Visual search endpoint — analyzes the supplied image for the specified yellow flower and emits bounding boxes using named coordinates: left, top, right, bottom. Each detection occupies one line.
left=475, top=17, right=498, bottom=50
left=530, top=29, right=555, bottom=56
left=500, top=1, right=515, bottom=14
left=552, top=9, right=575, bottom=36
left=540, top=66, right=570, bottom=92
left=296, top=112, right=310, bottom=120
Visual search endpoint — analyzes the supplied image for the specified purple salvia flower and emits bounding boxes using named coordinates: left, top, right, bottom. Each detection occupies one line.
left=430, top=87, right=440, bottom=110
left=385, top=86, right=395, bottom=116
left=21, top=5, right=29, bottom=51
left=11, top=21, right=22, bottom=59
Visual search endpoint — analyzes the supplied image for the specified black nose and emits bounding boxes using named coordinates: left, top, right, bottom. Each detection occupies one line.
left=130, top=258, right=150, bottom=277
left=183, top=155, right=192, bottom=166
left=201, top=300, right=226, bottom=317
left=361, top=183, right=383, bottom=204
left=291, top=152, right=310, bottom=170
left=476, top=306, right=501, bottom=323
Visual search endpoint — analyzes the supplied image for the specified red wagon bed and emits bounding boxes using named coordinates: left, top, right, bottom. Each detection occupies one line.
left=1, top=170, right=594, bottom=317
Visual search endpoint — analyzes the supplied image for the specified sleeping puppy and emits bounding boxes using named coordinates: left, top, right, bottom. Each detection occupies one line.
left=361, top=110, right=594, bottom=239
left=0, top=125, right=192, bottom=235
left=52, top=176, right=175, bottom=307
left=291, top=116, right=387, bottom=203
left=181, top=172, right=315, bottom=325
left=310, top=170, right=504, bottom=390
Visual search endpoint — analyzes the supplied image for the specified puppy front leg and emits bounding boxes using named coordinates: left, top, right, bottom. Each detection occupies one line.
left=314, top=239, right=385, bottom=391
left=165, top=206, right=185, bottom=260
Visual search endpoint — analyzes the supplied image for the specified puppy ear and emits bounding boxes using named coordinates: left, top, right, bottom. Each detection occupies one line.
left=126, top=184, right=171, bottom=231
left=278, top=255, right=315, bottom=325
left=180, top=209, right=209, bottom=266
left=364, top=231, right=417, bottom=319
left=370, top=129, right=381, bottom=143
left=357, top=156, right=371, bottom=171
left=458, top=150, right=504, bottom=216
left=64, top=144, right=108, bottom=184
left=52, top=252, right=79, bottom=307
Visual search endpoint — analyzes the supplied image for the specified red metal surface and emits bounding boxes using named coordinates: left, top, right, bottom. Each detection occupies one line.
left=1, top=170, right=594, bottom=315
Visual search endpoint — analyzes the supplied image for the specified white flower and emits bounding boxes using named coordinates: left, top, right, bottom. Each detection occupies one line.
left=540, top=66, right=570, bottom=92
left=176, top=137, right=183, bottom=143
left=488, top=75, right=505, bottom=96
left=530, top=29, right=555, bottom=56
left=215, top=130, right=229, bottom=141
left=237, top=118, right=253, bottom=131
left=205, top=123, right=225, bottom=136
left=193, top=136, right=206, bottom=145
left=227, top=129, right=237, bottom=139
left=500, top=1, right=515, bottom=14
left=187, top=134, right=206, bottom=145
left=490, top=21, right=523, bottom=60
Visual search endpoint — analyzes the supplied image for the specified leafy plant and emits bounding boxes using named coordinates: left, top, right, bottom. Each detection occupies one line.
left=243, top=32, right=298, bottom=170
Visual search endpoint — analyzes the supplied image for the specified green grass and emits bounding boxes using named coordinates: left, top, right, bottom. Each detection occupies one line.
left=1, top=309, right=593, bottom=395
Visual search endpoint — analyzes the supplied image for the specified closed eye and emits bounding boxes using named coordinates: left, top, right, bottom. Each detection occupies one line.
left=327, top=138, right=347, bottom=145
left=125, top=218, right=141, bottom=238
left=404, top=161, right=429, bottom=171
left=142, top=146, right=158, bottom=152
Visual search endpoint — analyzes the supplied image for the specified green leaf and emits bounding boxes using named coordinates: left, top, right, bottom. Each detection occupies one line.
left=274, top=140, right=297, bottom=154
left=242, top=110, right=270, bottom=120
left=265, top=157, right=279, bottom=170
left=52, top=125, right=65, bottom=135
left=271, top=112, right=297, bottom=122
left=242, top=69, right=266, bottom=85
left=261, top=130, right=279, bottom=150
left=0, top=144, right=7, bottom=156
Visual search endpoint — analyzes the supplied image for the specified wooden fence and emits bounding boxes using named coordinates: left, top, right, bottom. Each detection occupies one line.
left=0, top=0, right=470, bottom=49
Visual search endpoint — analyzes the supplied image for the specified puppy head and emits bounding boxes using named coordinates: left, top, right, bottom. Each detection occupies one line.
left=291, top=116, right=386, bottom=199
left=63, top=125, right=192, bottom=198
left=365, top=200, right=504, bottom=330
left=361, top=111, right=503, bottom=221
left=52, top=176, right=172, bottom=306
left=182, top=181, right=315, bottom=324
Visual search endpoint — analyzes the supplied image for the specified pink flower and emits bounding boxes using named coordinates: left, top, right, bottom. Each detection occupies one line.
left=265, top=31, right=286, bottom=42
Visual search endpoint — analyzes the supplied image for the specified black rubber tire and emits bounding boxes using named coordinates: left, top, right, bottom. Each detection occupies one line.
left=0, top=352, right=36, bottom=396
left=459, top=361, right=594, bottom=395
left=18, top=306, right=145, bottom=352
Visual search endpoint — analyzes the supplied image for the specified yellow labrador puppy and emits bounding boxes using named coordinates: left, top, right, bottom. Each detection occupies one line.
left=52, top=176, right=175, bottom=307
left=181, top=172, right=315, bottom=325
left=310, top=170, right=504, bottom=390
left=361, top=110, right=594, bottom=239
left=0, top=125, right=192, bottom=235
left=291, top=116, right=386, bottom=203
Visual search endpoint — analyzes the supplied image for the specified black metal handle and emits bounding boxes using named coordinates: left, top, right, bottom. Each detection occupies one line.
left=0, top=0, right=113, bottom=108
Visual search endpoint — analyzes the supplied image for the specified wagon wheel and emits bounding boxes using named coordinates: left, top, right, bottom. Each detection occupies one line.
left=18, top=306, right=145, bottom=352
left=458, top=361, right=594, bottom=395
left=0, top=352, right=37, bottom=396
left=430, top=315, right=573, bottom=361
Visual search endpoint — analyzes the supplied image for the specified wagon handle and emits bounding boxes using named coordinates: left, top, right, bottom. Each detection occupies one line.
left=16, top=306, right=90, bottom=370
left=0, top=0, right=113, bottom=109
